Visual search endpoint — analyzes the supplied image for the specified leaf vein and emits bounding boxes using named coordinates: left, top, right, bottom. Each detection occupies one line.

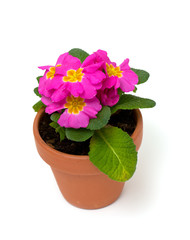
left=97, top=130, right=127, bottom=175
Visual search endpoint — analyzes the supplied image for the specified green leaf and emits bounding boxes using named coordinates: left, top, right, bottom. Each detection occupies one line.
left=87, top=106, right=111, bottom=130
left=33, top=100, right=45, bottom=112
left=49, top=122, right=65, bottom=142
left=68, top=48, right=89, bottom=63
left=133, top=86, right=137, bottom=93
left=89, top=127, right=137, bottom=182
left=111, top=94, right=156, bottom=114
left=65, top=128, right=94, bottom=142
left=117, top=88, right=124, bottom=96
left=131, top=68, right=150, bottom=85
left=36, top=76, right=43, bottom=83
left=56, top=127, right=65, bottom=141
left=49, top=122, right=59, bottom=129
left=34, top=87, right=41, bottom=97
left=50, top=113, right=61, bottom=122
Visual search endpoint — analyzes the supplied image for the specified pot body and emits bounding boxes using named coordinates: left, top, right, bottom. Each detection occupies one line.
left=33, top=109, right=143, bottom=209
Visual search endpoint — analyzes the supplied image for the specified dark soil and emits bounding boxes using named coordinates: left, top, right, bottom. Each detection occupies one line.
left=108, top=110, right=136, bottom=136
left=39, top=110, right=137, bottom=155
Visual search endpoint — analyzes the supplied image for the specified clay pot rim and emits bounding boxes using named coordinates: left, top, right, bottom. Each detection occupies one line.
left=33, top=108, right=142, bottom=159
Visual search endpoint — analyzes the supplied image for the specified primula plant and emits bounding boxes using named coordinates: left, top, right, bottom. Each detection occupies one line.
left=33, top=48, right=156, bottom=182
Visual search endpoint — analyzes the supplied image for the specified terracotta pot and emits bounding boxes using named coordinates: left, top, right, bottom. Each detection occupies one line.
left=33, top=108, right=143, bottom=209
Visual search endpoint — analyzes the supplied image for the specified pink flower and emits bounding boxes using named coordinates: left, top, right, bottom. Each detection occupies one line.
left=37, top=49, right=139, bottom=129
left=57, top=95, right=102, bottom=129
left=41, top=96, right=66, bottom=114
left=42, top=53, right=105, bottom=100
left=94, top=50, right=138, bottom=92
left=98, top=87, right=120, bottom=107
left=119, top=59, right=139, bottom=92
left=42, top=94, right=102, bottom=129
left=38, top=54, right=65, bottom=97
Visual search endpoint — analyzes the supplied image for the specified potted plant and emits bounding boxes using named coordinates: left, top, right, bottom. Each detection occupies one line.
left=33, top=48, right=156, bottom=209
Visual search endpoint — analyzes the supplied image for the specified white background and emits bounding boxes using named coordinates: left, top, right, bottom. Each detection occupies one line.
left=0, top=0, right=190, bottom=239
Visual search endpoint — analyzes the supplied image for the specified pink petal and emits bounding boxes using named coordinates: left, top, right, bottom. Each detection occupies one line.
left=38, top=75, right=47, bottom=93
left=59, top=54, right=81, bottom=69
left=81, top=51, right=107, bottom=69
left=57, top=110, right=70, bottom=128
left=81, top=53, right=98, bottom=66
left=45, top=100, right=66, bottom=114
left=66, top=81, right=84, bottom=97
left=79, top=78, right=97, bottom=99
left=125, top=70, right=139, bottom=84
left=98, top=88, right=119, bottom=107
left=119, top=59, right=130, bottom=71
left=69, top=112, right=90, bottom=128
left=58, top=110, right=90, bottom=129
left=55, top=66, right=69, bottom=75
left=82, top=62, right=105, bottom=73
left=94, top=82, right=102, bottom=90
left=50, top=87, right=69, bottom=102
left=65, top=54, right=82, bottom=68
left=87, top=70, right=105, bottom=85
left=85, top=97, right=102, bottom=112
left=119, top=80, right=135, bottom=92
left=46, top=75, right=64, bottom=90
left=38, top=73, right=55, bottom=97
left=95, top=50, right=111, bottom=64
left=41, top=96, right=53, bottom=106
left=55, top=54, right=81, bottom=75
left=119, top=70, right=138, bottom=92
left=38, top=65, right=53, bottom=70
left=56, top=53, right=69, bottom=65
left=102, top=76, right=120, bottom=90
left=83, top=106, right=99, bottom=118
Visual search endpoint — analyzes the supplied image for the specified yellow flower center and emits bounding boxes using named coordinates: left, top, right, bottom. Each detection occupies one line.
left=46, top=64, right=61, bottom=79
left=106, top=63, right=123, bottom=78
left=63, top=68, right=84, bottom=83
left=64, top=96, right=86, bottom=114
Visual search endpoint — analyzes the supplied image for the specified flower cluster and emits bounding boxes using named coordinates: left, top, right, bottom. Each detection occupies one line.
left=38, top=50, right=138, bottom=129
